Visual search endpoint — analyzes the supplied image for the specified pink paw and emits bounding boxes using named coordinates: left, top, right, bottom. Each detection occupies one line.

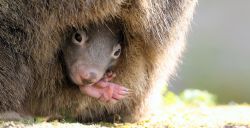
left=79, top=71, right=130, bottom=103
left=79, top=81, right=129, bottom=103
left=103, top=70, right=116, bottom=82
left=95, top=81, right=129, bottom=103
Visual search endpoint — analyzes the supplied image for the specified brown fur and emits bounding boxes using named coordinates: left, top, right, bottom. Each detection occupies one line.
left=0, top=0, right=197, bottom=122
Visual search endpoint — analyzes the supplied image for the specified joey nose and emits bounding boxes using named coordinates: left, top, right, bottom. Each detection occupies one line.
left=89, top=72, right=97, bottom=80
left=80, top=72, right=97, bottom=85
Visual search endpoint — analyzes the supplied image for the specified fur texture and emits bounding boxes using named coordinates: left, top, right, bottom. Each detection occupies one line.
left=0, top=0, right=197, bottom=122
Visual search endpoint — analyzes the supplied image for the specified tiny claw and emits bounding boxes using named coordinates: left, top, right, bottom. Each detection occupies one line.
left=118, top=90, right=128, bottom=95
left=121, top=87, right=133, bottom=93
left=119, top=86, right=128, bottom=91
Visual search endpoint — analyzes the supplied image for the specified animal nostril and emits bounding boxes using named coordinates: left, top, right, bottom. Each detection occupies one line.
left=89, top=72, right=97, bottom=80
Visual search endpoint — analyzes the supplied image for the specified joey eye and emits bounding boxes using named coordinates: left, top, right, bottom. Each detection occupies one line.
left=112, top=44, right=121, bottom=59
left=114, top=49, right=121, bottom=56
left=72, top=30, right=88, bottom=45
left=74, top=33, right=82, bottom=42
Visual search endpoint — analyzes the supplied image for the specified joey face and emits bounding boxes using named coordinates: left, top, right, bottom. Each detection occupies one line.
left=63, top=25, right=123, bottom=86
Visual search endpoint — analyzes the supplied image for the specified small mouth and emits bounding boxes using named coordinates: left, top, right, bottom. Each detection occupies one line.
left=81, top=80, right=94, bottom=85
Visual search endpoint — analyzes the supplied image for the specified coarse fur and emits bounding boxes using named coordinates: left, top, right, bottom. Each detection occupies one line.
left=0, top=0, right=197, bottom=122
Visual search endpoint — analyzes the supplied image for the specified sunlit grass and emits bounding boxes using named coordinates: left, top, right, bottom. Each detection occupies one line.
left=164, top=89, right=217, bottom=106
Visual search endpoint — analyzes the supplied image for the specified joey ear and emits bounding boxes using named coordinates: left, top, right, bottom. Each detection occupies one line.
left=117, top=30, right=124, bottom=43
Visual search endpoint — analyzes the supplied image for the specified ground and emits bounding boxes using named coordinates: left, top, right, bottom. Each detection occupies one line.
left=1, top=90, right=249, bottom=128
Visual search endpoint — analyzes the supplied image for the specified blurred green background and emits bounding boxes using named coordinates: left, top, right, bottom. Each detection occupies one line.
left=169, top=0, right=250, bottom=104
